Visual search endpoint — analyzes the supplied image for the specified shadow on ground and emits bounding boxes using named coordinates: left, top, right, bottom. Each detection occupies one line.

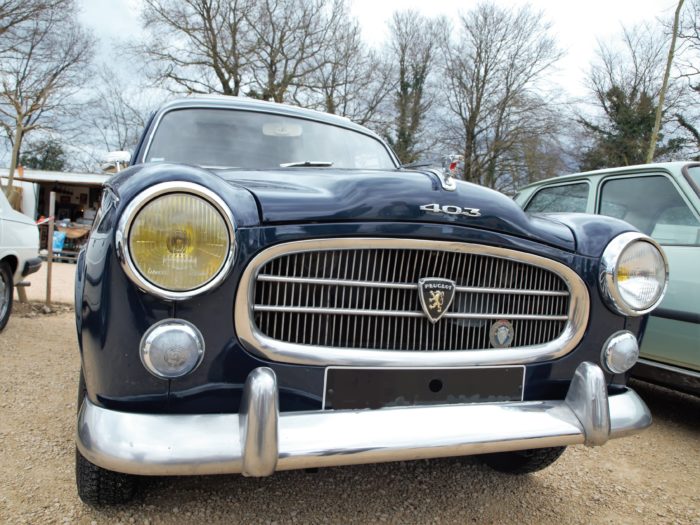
left=630, top=378, right=700, bottom=433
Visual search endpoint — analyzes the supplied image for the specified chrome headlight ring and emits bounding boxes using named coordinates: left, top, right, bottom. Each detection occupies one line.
left=116, top=181, right=236, bottom=301
left=599, top=231, right=668, bottom=316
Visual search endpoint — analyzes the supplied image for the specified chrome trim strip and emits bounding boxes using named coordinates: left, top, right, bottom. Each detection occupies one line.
left=253, top=305, right=569, bottom=321
left=257, top=274, right=570, bottom=296
left=115, top=181, right=236, bottom=301
left=234, top=238, right=589, bottom=367
left=599, top=232, right=669, bottom=316
left=76, top=365, right=650, bottom=477
left=636, top=358, right=700, bottom=378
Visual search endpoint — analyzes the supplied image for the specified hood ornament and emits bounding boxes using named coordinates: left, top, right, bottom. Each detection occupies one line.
left=401, top=154, right=463, bottom=191
left=418, top=278, right=457, bottom=323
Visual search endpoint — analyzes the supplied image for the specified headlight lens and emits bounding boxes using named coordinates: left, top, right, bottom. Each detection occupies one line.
left=117, top=182, right=235, bottom=299
left=616, top=241, right=666, bottom=310
left=130, top=193, right=229, bottom=291
left=600, top=232, right=668, bottom=316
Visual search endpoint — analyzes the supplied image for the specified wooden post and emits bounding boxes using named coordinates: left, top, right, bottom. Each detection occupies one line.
left=46, top=191, right=55, bottom=307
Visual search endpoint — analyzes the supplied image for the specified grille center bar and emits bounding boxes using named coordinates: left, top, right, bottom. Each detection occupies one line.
left=253, top=305, right=569, bottom=321
left=257, top=274, right=570, bottom=296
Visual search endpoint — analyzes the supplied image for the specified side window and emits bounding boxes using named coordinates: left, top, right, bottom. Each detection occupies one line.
left=525, top=183, right=589, bottom=213
left=599, top=175, right=700, bottom=245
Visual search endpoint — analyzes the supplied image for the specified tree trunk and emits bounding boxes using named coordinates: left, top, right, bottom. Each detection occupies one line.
left=3, top=125, right=23, bottom=196
left=646, top=0, right=684, bottom=163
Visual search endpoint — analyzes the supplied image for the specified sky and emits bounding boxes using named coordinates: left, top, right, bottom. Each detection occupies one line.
left=78, top=0, right=680, bottom=99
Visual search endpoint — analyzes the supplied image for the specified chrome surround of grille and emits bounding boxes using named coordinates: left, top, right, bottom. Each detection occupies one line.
left=234, top=238, right=590, bottom=367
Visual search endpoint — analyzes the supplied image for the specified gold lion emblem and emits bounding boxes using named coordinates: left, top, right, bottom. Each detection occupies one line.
left=428, top=290, right=445, bottom=312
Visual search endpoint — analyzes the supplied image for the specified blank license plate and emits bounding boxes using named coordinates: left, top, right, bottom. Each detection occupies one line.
left=323, top=366, right=525, bottom=410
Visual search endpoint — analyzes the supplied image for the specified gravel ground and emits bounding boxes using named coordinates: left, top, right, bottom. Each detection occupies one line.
left=1, top=304, right=699, bottom=524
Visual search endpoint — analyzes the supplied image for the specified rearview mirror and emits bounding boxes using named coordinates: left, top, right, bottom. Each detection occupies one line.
left=101, top=151, right=132, bottom=174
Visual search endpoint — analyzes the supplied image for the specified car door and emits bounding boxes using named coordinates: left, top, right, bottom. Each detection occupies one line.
left=597, top=171, right=700, bottom=372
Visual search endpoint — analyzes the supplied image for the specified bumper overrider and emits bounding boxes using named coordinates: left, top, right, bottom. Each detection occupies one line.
left=76, top=362, right=651, bottom=477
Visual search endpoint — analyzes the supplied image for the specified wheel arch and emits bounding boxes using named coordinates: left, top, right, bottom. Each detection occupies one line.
left=0, top=254, right=18, bottom=275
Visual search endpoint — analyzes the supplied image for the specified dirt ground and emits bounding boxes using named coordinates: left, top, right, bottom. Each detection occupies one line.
left=0, top=303, right=698, bottom=524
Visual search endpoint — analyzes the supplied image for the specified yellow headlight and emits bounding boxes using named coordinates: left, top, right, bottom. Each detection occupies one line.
left=129, top=193, right=230, bottom=291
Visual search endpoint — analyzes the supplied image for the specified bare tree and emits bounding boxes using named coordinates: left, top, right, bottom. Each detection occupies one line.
left=676, top=0, right=700, bottom=157
left=383, top=11, right=443, bottom=164
left=0, top=0, right=69, bottom=49
left=77, top=66, right=157, bottom=170
left=137, top=0, right=358, bottom=106
left=138, top=0, right=256, bottom=95
left=647, top=0, right=685, bottom=162
left=299, top=13, right=393, bottom=127
left=440, top=3, right=563, bottom=189
left=0, top=1, right=94, bottom=191
left=247, top=0, right=346, bottom=103
left=579, top=24, right=685, bottom=169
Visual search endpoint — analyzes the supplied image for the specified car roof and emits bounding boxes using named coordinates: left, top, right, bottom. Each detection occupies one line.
left=519, top=161, right=695, bottom=191
left=156, top=95, right=378, bottom=138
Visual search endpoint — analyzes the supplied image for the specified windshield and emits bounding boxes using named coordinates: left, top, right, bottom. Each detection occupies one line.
left=145, top=108, right=396, bottom=170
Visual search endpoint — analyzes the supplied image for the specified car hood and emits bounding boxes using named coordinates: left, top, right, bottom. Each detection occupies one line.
left=2, top=207, right=36, bottom=227
left=215, top=168, right=576, bottom=251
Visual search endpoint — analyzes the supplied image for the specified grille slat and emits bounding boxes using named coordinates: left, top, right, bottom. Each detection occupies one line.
left=252, top=245, right=573, bottom=352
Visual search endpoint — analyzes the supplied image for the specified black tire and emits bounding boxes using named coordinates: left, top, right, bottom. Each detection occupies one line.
left=0, top=261, right=13, bottom=332
left=76, top=448, right=137, bottom=506
left=481, top=446, right=566, bottom=475
left=75, top=369, right=138, bottom=506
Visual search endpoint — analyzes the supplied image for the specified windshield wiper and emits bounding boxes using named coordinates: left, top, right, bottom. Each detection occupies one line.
left=280, top=161, right=333, bottom=167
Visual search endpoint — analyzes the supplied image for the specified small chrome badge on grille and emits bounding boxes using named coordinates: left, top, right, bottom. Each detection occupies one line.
left=489, top=320, right=514, bottom=348
left=418, top=278, right=456, bottom=323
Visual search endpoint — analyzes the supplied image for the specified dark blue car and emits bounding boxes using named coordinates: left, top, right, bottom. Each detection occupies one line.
left=75, top=96, right=667, bottom=505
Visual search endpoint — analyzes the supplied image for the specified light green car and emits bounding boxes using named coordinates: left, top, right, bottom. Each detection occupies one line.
left=515, top=162, right=700, bottom=395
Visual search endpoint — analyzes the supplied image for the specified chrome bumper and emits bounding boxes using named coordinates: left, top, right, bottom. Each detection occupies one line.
left=76, top=362, right=651, bottom=477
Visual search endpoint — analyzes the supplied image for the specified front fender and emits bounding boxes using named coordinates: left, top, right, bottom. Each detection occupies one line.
left=108, top=163, right=261, bottom=227
left=534, top=213, right=638, bottom=257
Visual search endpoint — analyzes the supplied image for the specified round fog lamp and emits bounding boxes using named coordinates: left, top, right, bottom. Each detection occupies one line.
left=140, top=319, right=205, bottom=379
left=601, top=331, right=639, bottom=374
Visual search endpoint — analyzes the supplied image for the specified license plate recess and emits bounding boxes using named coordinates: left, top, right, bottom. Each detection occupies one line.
left=323, top=366, right=525, bottom=410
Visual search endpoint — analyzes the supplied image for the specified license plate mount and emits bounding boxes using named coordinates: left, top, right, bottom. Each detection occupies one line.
left=323, top=366, right=525, bottom=410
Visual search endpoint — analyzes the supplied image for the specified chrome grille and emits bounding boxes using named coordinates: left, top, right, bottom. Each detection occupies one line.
left=251, top=245, right=572, bottom=351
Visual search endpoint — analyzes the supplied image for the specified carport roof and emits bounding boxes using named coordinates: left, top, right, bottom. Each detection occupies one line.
left=1, top=168, right=109, bottom=187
